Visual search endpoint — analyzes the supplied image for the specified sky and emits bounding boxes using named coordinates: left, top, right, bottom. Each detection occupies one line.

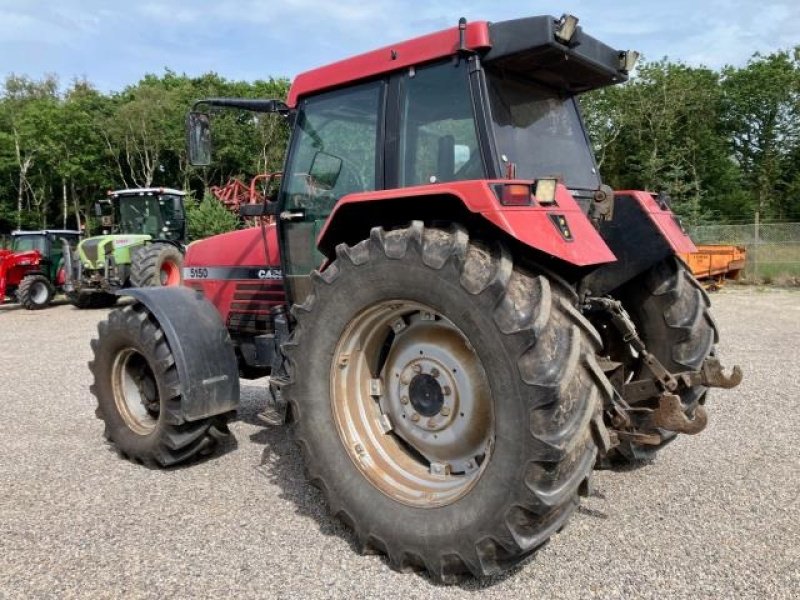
left=0, top=0, right=798, bottom=92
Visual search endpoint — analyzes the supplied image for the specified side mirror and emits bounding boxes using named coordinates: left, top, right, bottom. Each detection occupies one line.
left=309, top=151, right=343, bottom=190
left=187, top=111, right=212, bottom=166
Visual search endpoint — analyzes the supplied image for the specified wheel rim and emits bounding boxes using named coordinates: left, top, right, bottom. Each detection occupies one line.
left=111, top=348, right=160, bottom=435
left=30, top=281, right=49, bottom=304
left=160, top=260, right=180, bottom=286
left=331, top=301, right=493, bottom=508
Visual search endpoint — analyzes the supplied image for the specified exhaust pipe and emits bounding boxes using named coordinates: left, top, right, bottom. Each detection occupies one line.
left=60, top=238, right=76, bottom=293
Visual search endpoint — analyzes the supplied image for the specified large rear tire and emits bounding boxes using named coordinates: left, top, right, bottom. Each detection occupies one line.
left=17, top=274, right=54, bottom=310
left=89, top=303, right=230, bottom=466
left=611, top=257, right=718, bottom=460
left=283, top=222, right=611, bottom=581
left=130, top=243, right=184, bottom=287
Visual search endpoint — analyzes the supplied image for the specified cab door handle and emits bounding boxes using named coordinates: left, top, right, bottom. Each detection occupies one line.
left=279, top=210, right=306, bottom=222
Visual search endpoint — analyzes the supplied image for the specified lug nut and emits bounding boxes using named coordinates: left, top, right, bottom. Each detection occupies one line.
left=430, top=368, right=440, bottom=378
left=411, top=413, right=420, bottom=422
left=412, top=364, right=422, bottom=374
left=443, top=386, right=451, bottom=396
left=427, top=418, right=436, bottom=427
left=400, top=396, right=409, bottom=405
left=440, top=406, right=450, bottom=416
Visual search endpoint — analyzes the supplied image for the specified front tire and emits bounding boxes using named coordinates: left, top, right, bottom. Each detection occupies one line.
left=283, top=223, right=611, bottom=581
left=130, top=243, right=184, bottom=287
left=17, top=274, right=54, bottom=310
left=90, top=303, right=230, bottom=466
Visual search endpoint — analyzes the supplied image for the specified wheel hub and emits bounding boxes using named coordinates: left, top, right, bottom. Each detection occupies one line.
left=32, top=283, right=47, bottom=303
left=408, top=372, right=444, bottom=417
left=112, top=348, right=159, bottom=436
left=331, top=301, right=493, bottom=507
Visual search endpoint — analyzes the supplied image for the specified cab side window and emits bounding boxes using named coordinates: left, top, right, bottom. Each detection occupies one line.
left=283, top=81, right=382, bottom=217
left=399, top=62, right=484, bottom=186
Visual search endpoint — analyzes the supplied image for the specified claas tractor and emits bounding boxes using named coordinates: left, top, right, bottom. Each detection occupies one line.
left=0, top=230, right=81, bottom=309
left=88, top=15, right=742, bottom=581
left=65, top=188, right=186, bottom=308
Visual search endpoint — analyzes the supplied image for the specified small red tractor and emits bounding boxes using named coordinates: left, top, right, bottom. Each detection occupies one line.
left=0, top=230, right=81, bottom=309
left=89, top=15, right=742, bottom=581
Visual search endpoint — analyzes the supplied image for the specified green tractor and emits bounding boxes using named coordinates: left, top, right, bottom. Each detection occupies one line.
left=65, top=188, right=186, bottom=308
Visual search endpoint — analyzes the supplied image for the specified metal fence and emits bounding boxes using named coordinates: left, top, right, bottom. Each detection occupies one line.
left=686, top=221, right=800, bottom=283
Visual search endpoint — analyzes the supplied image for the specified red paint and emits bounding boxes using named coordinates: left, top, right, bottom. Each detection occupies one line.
left=184, top=226, right=285, bottom=326
left=318, top=181, right=617, bottom=267
left=616, top=190, right=697, bottom=254
left=161, top=261, right=181, bottom=286
left=287, top=22, right=491, bottom=107
left=0, top=249, right=43, bottom=303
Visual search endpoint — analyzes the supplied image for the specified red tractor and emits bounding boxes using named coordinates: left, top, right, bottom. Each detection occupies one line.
left=0, top=230, right=82, bottom=309
left=89, top=15, right=741, bottom=581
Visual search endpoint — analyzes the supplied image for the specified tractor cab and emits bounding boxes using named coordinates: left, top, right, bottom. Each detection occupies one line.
left=10, top=230, right=81, bottom=281
left=96, top=188, right=186, bottom=242
left=187, top=15, right=635, bottom=302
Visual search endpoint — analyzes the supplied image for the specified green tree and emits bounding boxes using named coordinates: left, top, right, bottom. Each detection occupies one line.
left=184, top=193, right=240, bottom=241
left=721, top=49, right=800, bottom=219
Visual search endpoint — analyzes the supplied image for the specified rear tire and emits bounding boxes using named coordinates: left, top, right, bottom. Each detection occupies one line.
left=283, top=222, right=611, bottom=581
left=17, top=274, right=54, bottom=310
left=89, top=303, right=230, bottom=466
left=130, top=244, right=183, bottom=287
left=611, top=257, right=718, bottom=461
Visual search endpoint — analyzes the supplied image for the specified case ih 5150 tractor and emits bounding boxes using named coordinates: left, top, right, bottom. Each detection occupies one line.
left=65, top=188, right=186, bottom=308
left=0, top=230, right=81, bottom=309
left=89, top=15, right=742, bottom=581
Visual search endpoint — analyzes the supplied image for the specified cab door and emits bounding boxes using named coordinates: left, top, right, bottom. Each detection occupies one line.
left=277, top=80, right=385, bottom=305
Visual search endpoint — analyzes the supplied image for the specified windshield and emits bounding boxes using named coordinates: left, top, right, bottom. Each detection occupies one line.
left=12, top=235, right=46, bottom=254
left=486, top=71, right=600, bottom=190
left=117, top=194, right=183, bottom=240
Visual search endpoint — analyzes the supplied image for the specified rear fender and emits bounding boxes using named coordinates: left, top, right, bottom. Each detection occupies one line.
left=120, top=287, right=240, bottom=421
left=317, top=181, right=616, bottom=267
left=582, top=191, right=697, bottom=295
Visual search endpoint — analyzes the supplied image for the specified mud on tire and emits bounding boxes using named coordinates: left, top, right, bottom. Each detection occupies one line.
left=90, top=303, right=230, bottom=466
left=282, top=222, right=612, bottom=581
left=130, top=243, right=183, bottom=287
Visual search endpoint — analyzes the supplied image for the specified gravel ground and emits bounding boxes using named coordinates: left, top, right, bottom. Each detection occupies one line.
left=0, top=288, right=798, bottom=599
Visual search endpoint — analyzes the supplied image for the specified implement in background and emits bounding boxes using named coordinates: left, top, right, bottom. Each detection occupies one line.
left=681, top=244, right=746, bottom=290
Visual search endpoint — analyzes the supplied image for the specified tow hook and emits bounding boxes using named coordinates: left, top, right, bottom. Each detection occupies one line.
left=650, top=394, right=708, bottom=435
left=699, top=358, right=742, bottom=389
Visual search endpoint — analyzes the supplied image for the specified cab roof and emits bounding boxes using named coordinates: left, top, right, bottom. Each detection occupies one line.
left=287, top=15, right=629, bottom=107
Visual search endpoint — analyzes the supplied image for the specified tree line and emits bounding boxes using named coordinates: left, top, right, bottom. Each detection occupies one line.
left=1, top=47, right=798, bottom=234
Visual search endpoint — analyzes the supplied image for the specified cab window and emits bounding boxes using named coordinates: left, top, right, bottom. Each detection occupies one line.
left=12, top=235, right=46, bottom=254
left=399, top=61, right=484, bottom=186
left=283, top=81, right=382, bottom=217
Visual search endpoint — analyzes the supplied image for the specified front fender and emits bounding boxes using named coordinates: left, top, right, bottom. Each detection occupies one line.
left=120, top=287, right=239, bottom=421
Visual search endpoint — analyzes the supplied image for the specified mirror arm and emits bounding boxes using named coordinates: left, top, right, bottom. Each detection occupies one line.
left=192, top=98, right=290, bottom=115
